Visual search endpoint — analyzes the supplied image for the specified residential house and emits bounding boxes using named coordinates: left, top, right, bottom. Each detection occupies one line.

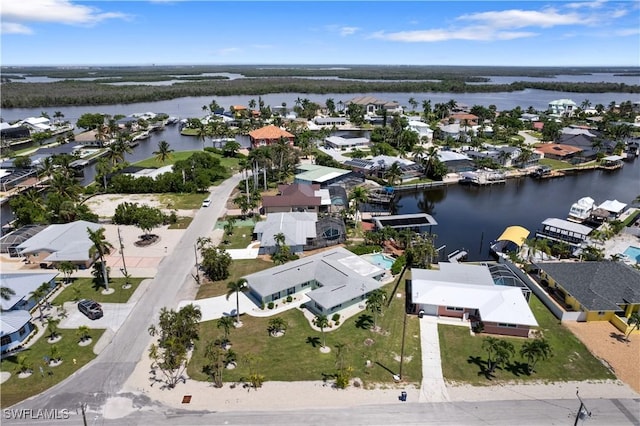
left=536, top=261, right=640, bottom=334
left=548, top=99, right=577, bottom=116
left=253, top=212, right=318, bottom=255
left=409, top=263, right=538, bottom=337
left=243, top=246, right=386, bottom=315
left=407, top=120, right=433, bottom=141
left=248, top=125, right=294, bottom=148
left=324, top=136, right=371, bottom=151
left=261, top=183, right=331, bottom=214
left=294, top=164, right=358, bottom=187
left=449, top=113, right=479, bottom=126
left=314, top=117, right=347, bottom=126
left=0, top=122, right=30, bottom=140
left=535, top=143, right=583, bottom=161
left=437, top=151, right=475, bottom=173
left=348, top=96, right=402, bottom=115
left=18, top=117, right=51, bottom=133
left=0, top=271, right=59, bottom=353
left=15, top=220, right=104, bottom=269
left=520, top=113, right=540, bottom=122
left=369, top=155, right=423, bottom=181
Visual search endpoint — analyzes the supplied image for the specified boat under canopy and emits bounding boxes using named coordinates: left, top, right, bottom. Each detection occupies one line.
left=490, top=225, right=530, bottom=256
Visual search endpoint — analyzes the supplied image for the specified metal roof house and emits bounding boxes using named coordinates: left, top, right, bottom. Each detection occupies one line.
left=253, top=212, right=318, bottom=255
left=294, top=164, right=356, bottom=187
left=16, top=220, right=103, bottom=268
left=536, top=261, right=640, bottom=334
left=1, top=310, right=34, bottom=354
left=243, top=247, right=386, bottom=316
left=410, top=263, right=538, bottom=337
left=261, top=183, right=331, bottom=214
left=536, top=218, right=593, bottom=248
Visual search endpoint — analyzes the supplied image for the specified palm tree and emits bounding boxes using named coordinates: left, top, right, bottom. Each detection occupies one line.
left=366, top=289, right=388, bottom=331
left=274, top=232, right=286, bottom=249
left=217, top=316, right=235, bottom=345
left=46, top=317, right=61, bottom=340
left=313, top=314, right=329, bottom=349
left=519, top=338, right=552, bottom=374
left=57, top=261, right=77, bottom=284
left=30, top=282, right=51, bottom=322
left=226, top=279, right=247, bottom=326
left=267, top=317, right=288, bottom=336
left=1, top=286, right=15, bottom=302
left=349, top=186, right=369, bottom=223
left=77, top=325, right=91, bottom=343
left=87, top=227, right=114, bottom=291
left=625, top=312, right=640, bottom=342
left=384, top=162, right=403, bottom=186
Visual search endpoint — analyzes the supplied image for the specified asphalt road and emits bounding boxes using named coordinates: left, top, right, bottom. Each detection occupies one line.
left=6, top=173, right=242, bottom=416
left=3, top=398, right=639, bottom=425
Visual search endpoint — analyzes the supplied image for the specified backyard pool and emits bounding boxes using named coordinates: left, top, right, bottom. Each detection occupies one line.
left=622, top=246, right=640, bottom=264
left=362, top=253, right=395, bottom=270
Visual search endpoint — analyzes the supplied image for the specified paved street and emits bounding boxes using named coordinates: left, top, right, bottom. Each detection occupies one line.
left=7, top=174, right=243, bottom=416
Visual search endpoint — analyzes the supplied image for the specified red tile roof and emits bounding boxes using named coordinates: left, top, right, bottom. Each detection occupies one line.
left=536, top=143, right=583, bottom=157
left=249, top=125, right=294, bottom=140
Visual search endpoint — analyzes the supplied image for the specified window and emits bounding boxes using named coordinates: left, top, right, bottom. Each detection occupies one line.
left=446, top=306, right=463, bottom=312
left=497, top=323, right=517, bottom=328
left=1, top=335, right=12, bottom=346
left=598, top=311, right=605, bottom=316
left=301, top=281, right=310, bottom=288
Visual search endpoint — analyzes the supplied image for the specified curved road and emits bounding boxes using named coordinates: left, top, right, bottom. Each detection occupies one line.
left=9, top=173, right=243, bottom=414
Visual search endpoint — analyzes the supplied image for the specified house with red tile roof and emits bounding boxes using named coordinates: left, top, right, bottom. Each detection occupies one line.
left=449, top=113, right=479, bottom=126
left=249, top=125, right=294, bottom=148
left=535, top=143, right=583, bottom=161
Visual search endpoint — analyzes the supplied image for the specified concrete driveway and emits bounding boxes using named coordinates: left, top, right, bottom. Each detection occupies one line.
left=177, top=292, right=256, bottom=322
left=59, top=301, right=135, bottom=332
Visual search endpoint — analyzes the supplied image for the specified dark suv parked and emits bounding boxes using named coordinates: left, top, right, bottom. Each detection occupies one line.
left=78, top=299, right=103, bottom=320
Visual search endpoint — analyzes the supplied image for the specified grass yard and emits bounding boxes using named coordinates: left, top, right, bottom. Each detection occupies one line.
left=538, top=158, right=574, bottom=170
left=439, top=295, right=615, bottom=385
left=218, top=226, right=254, bottom=249
left=168, top=216, right=193, bottom=229
left=134, top=150, right=200, bottom=168
left=0, top=328, right=106, bottom=408
left=53, top=277, right=146, bottom=305
left=196, top=259, right=274, bottom=299
left=157, top=192, right=208, bottom=210
left=187, top=281, right=422, bottom=387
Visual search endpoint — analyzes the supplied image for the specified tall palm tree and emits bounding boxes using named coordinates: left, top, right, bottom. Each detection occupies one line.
left=313, top=314, right=329, bottom=349
left=217, top=316, right=235, bottom=344
left=226, top=279, right=247, bottom=326
left=87, top=227, right=114, bottom=291
left=153, top=140, right=174, bottom=164
left=349, top=186, right=369, bottom=223
left=384, top=162, right=403, bottom=186
left=30, top=282, right=51, bottom=322
left=366, top=289, right=388, bottom=330
left=625, top=312, right=640, bottom=342
left=107, top=136, right=133, bottom=167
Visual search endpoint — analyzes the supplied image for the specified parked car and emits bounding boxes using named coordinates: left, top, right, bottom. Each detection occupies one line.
left=78, top=299, right=103, bottom=320
left=202, top=199, right=211, bottom=207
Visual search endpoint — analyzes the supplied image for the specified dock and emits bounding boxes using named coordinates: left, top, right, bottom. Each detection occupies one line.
left=447, top=249, right=468, bottom=263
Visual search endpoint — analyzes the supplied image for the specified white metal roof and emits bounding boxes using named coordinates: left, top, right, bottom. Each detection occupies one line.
left=411, top=264, right=538, bottom=327
left=541, top=218, right=593, bottom=235
left=254, top=212, right=317, bottom=247
left=598, top=199, right=627, bottom=213
left=1, top=310, right=32, bottom=335
left=16, top=220, right=103, bottom=262
left=0, top=272, right=58, bottom=310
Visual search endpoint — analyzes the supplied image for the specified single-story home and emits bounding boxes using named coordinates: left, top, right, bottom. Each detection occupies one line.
left=438, top=151, right=475, bottom=173
left=294, top=164, right=357, bottom=187
left=324, top=136, right=371, bottom=151
left=314, top=117, right=347, bottom=126
left=535, top=144, right=583, bottom=161
left=410, top=263, right=538, bottom=337
left=248, top=125, right=294, bottom=148
left=253, top=212, right=318, bottom=255
left=261, top=183, right=331, bottom=214
left=18, top=117, right=51, bottom=133
left=1, top=310, right=35, bottom=354
left=0, top=271, right=59, bottom=312
left=15, top=220, right=104, bottom=268
left=536, top=261, right=640, bottom=333
left=243, top=246, right=386, bottom=315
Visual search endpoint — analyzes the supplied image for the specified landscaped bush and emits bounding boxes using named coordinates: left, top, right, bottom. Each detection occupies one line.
left=391, top=255, right=406, bottom=275
left=286, top=295, right=293, bottom=303
left=346, top=245, right=380, bottom=255
left=332, top=313, right=340, bottom=322
left=267, top=302, right=274, bottom=310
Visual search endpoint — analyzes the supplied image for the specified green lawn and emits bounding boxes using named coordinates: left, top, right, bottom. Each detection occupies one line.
left=538, top=158, right=574, bottom=170
left=157, top=193, right=208, bottom=210
left=180, top=128, right=200, bottom=136
left=196, top=259, right=274, bottom=299
left=1, top=328, right=106, bottom=408
left=187, top=280, right=422, bottom=387
left=52, top=277, right=146, bottom=305
left=439, top=295, right=615, bottom=385
left=218, top=226, right=254, bottom=249
left=168, top=216, right=193, bottom=229
left=133, top=150, right=200, bottom=168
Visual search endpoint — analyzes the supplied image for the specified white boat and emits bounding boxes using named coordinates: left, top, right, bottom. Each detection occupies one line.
left=568, top=197, right=595, bottom=222
left=490, top=226, right=530, bottom=258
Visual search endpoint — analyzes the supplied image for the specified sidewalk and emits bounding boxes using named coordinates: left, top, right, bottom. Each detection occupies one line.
left=418, top=316, right=453, bottom=402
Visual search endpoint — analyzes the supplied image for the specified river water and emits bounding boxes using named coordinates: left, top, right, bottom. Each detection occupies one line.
left=393, top=161, right=639, bottom=261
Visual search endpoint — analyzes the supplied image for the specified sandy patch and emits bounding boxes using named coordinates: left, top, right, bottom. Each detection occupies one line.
left=563, top=321, right=640, bottom=393
left=83, top=193, right=195, bottom=219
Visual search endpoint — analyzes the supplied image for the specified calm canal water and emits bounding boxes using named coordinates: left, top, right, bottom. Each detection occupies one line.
left=394, top=161, right=639, bottom=261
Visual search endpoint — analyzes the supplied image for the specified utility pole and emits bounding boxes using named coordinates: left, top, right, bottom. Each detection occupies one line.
left=398, top=309, right=407, bottom=380
left=117, top=227, right=128, bottom=280
left=193, top=243, right=201, bottom=285
left=573, top=389, right=591, bottom=426
left=78, top=402, right=87, bottom=426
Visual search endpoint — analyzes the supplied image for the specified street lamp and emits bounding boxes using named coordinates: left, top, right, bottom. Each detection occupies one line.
left=574, top=389, right=591, bottom=426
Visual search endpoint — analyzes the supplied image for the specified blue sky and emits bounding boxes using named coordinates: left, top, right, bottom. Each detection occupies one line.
left=1, top=0, right=639, bottom=67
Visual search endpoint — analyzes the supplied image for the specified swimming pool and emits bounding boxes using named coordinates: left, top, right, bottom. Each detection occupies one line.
left=362, top=253, right=395, bottom=270
left=623, top=246, right=640, bottom=263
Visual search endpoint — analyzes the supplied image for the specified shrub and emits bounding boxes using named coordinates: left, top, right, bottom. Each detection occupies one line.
left=391, top=255, right=406, bottom=275
left=286, top=295, right=293, bottom=303
left=267, top=302, right=274, bottom=310
left=347, top=245, right=380, bottom=255
left=332, top=313, right=340, bottom=322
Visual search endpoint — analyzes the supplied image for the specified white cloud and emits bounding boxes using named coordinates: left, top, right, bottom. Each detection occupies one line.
left=564, top=0, right=606, bottom=9
left=457, top=8, right=583, bottom=29
left=340, top=26, right=359, bottom=36
left=371, top=26, right=536, bottom=42
left=1, top=22, right=33, bottom=34
left=0, top=0, right=129, bottom=29
left=615, top=28, right=640, bottom=36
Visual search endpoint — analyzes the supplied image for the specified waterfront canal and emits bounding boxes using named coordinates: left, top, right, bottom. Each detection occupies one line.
left=393, top=160, right=639, bottom=261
